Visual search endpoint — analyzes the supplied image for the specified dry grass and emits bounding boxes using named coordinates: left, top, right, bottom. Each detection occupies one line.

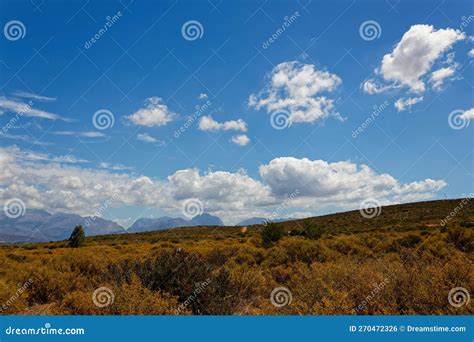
left=0, top=199, right=472, bottom=315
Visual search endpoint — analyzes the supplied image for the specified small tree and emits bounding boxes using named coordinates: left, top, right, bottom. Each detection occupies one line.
left=261, top=222, right=284, bottom=245
left=68, top=225, right=85, bottom=248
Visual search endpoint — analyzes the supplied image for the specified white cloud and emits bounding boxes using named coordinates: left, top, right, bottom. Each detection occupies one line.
left=0, top=133, right=52, bottom=146
left=137, top=133, right=158, bottom=143
left=362, top=79, right=396, bottom=94
left=0, top=146, right=447, bottom=224
left=377, top=25, right=464, bottom=93
left=259, top=157, right=446, bottom=205
left=198, top=93, right=208, bottom=100
left=125, top=97, right=176, bottom=127
left=198, top=115, right=247, bottom=132
left=460, top=108, right=474, bottom=120
left=54, top=131, right=105, bottom=138
left=394, top=96, right=424, bottom=112
left=0, top=96, right=61, bottom=120
left=13, top=91, right=56, bottom=102
left=231, top=134, right=250, bottom=146
left=136, top=133, right=165, bottom=146
left=98, top=162, right=133, bottom=171
left=429, top=65, right=457, bottom=90
left=468, top=49, right=474, bottom=58
left=249, top=61, right=342, bottom=124
left=363, top=25, right=465, bottom=106
left=2, top=146, right=88, bottom=164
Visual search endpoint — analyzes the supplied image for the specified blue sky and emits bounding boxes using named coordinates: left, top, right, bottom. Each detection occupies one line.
left=0, top=0, right=473, bottom=226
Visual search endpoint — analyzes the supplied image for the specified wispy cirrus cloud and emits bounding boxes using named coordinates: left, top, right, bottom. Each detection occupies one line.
left=136, top=133, right=165, bottom=146
left=0, top=96, right=61, bottom=120
left=54, top=131, right=106, bottom=138
left=0, top=133, right=52, bottom=146
left=13, top=90, right=56, bottom=102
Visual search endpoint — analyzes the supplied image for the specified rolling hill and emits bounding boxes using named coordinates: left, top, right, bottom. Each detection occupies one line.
left=0, top=198, right=472, bottom=316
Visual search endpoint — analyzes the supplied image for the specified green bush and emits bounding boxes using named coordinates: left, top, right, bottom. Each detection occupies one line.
left=302, top=223, right=326, bottom=240
left=261, top=222, right=284, bottom=245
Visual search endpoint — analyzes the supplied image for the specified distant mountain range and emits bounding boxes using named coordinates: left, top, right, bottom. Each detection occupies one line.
left=128, top=213, right=223, bottom=233
left=0, top=209, right=125, bottom=244
left=0, top=208, right=295, bottom=244
left=0, top=209, right=223, bottom=243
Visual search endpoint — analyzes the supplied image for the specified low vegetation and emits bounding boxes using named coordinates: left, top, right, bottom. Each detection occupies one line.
left=0, top=199, right=472, bottom=315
